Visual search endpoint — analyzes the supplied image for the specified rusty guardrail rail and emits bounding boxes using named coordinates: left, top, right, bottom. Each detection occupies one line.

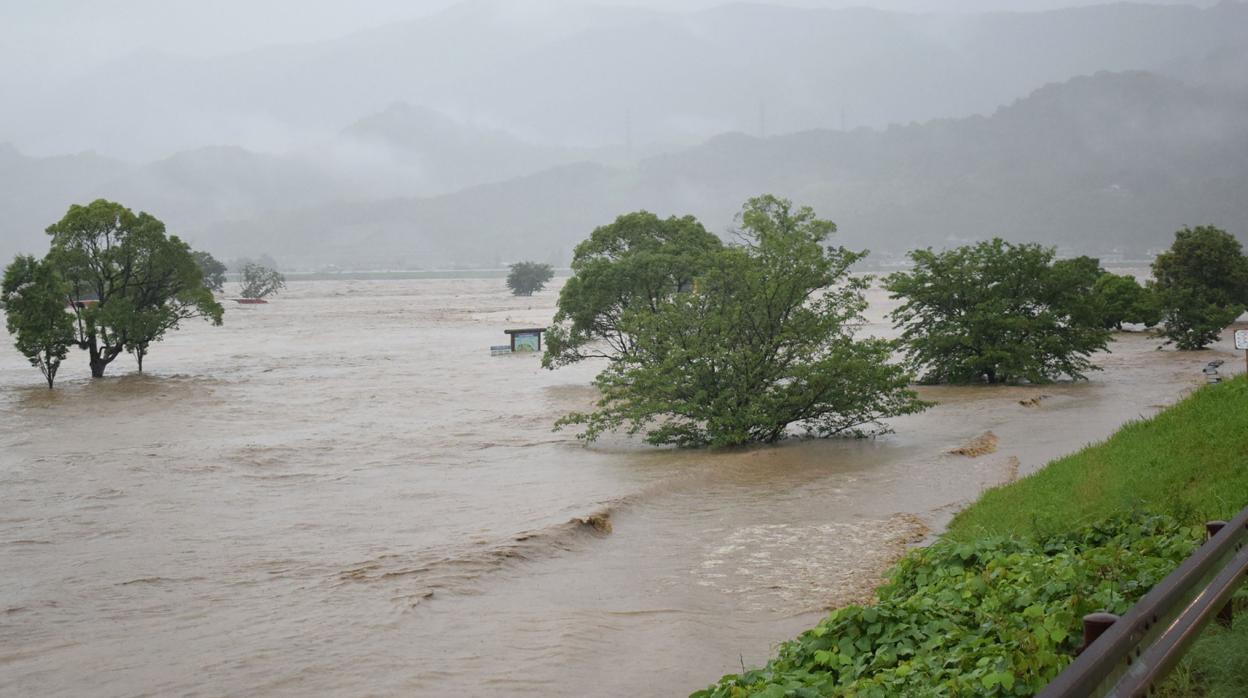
left=1038, top=505, right=1248, bottom=697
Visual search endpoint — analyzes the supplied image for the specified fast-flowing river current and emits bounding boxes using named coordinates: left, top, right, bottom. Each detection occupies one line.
left=1, top=277, right=1239, bottom=697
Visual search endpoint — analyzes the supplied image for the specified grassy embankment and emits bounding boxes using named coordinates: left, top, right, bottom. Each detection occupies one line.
left=695, top=375, right=1248, bottom=697
left=946, top=375, right=1248, bottom=540
left=949, top=374, right=1248, bottom=698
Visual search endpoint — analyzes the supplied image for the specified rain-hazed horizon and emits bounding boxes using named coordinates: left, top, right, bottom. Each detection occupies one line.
left=0, top=0, right=1227, bottom=158
left=2, top=0, right=1245, bottom=270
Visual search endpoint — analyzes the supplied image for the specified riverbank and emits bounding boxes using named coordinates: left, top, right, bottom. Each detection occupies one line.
left=950, top=371, right=1248, bottom=697
left=947, top=375, right=1248, bottom=540
left=2, top=279, right=1237, bottom=697
left=694, top=373, right=1248, bottom=697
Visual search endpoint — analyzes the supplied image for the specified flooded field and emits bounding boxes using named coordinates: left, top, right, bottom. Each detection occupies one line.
left=0, top=277, right=1239, bottom=697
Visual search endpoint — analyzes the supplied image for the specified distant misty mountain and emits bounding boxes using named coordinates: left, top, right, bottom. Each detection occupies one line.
left=1, top=82, right=694, bottom=262
left=0, top=145, right=130, bottom=260
left=98, top=146, right=350, bottom=223
left=0, top=145, right=362, bottom=261
left=195, top=66, right=1248, bottom=269
left=0, top=101, right=643, bottom=261
left=327, top=102, right=641, bottom=197
left=4, top=2, right=1248, bottom=269
left=1160, top=43, right=1248, bottom=93
left=4, top=0, right=1248, bottom=159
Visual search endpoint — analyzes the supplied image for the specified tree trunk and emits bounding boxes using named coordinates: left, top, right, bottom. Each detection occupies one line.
left=136, top=350, right=145, bottom=373
left=88, top=338, right=111, bottom=378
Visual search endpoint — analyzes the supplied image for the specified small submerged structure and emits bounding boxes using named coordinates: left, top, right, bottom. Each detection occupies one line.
left=232, top=298, right=269, bottom=305
left=493, top=327, right=546, bottom=355
left=1203, top=360, right=1224, bottom=384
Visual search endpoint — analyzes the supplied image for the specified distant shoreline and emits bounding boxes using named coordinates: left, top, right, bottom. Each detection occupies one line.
left=224, top=268, right=561, bottom=282
left=229, top=260, right=1156, bottom=283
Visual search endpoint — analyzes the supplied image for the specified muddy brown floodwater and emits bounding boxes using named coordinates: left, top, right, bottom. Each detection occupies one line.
left=1, top=277, right=1241, bottom=697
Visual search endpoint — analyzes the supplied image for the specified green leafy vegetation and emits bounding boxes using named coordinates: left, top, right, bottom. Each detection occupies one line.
left=41, top=199, right=223, bottom=378
left=240, top=263, right=287, bottom=300
left=193, top=250, right=228, bottom=293
left=543, top=211, right=722, bottom=369
left=885, top=240, right=1112, bottom=384
left=697, top=376, right=1248, bottom=696
left=1092, top=272, right=1161, bottom=330
left=3, top=200, right=223, bottom=383
left=552, top=196, right=926, bottom=448
left=695, top=515, right=1200, bottom=697
left=1, top=255, right=75, bottom=388
left=505, top=261, right=555, bottom=297
left=1151, top=226, right=1248, bottom=350
left=1157, top=599, right=1248, bottom=698
left=947, top=376, right=1248, bottom=539
left=951, top=375, right=1248, bottom=697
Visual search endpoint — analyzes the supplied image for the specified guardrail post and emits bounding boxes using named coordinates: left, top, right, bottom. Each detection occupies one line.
left=1042, top=507, right=1248, bottom=696
left=1080, top=613, right=1120, bottom=654
left=1205, top=521, right=1235, bottom=628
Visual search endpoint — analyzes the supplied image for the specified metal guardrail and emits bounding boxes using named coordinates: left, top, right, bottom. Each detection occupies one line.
left=1039, top=505, right=1248, bottom=697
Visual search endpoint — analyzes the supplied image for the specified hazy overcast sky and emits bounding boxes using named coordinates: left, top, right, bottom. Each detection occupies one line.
left=0, top=0, right=1210, bottom=82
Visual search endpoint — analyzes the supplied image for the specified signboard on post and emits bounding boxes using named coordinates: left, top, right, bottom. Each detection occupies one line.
left=512, top=332, right=541, bottom=352
left=502, top=327, right=546, bottom=354
left=1236, top=330, right=1248, bottom=375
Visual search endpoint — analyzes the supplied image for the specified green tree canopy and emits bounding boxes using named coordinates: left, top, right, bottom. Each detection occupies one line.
left=555, top=196, right=926, bottom=448
left=1093, top=272, right=1161, bottom=330
left=543, top=211, right=723, bottom=368
left=193, top=250, right=228, bottom=293
left=2, top=255, right=76, bottom=388
left=44, top=199, right=223, bottom=377
left=240, top=263, right=286, bottom=299
left=1151, top=225, right=1248, bottom=350
left=505, top=261, right=555, bottom=296
left=886, top=239, right=1111, bottom=384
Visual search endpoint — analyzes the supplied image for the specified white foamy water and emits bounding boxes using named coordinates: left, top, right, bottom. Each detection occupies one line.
left=0, top=277, right=1238, bottom=697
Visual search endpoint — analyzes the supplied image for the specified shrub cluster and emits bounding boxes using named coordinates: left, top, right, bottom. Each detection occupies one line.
left=693, top=514, right=1199, bottom=698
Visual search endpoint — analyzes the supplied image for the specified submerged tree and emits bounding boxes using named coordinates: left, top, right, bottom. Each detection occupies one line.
left=1151, top=226, right=1248, bottom=350
left=193, top=251, right=228, bottom=293
left=240, top=264, right=286, bottom=300
left=1, top=255, right=76, bottom=388
left=555, top=196, right=926, bottom=448
left=543, top=211, right=723, bottom=369
left=44, top=199, right=223, bottom=377
left=1093, top=272, right=1161, bottom=330
left=506, top=261, right=555, bottom=296
left=886, top=239, right=1111, bottom=384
